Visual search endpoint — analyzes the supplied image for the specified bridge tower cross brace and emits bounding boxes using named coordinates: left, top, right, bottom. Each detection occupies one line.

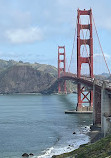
left=58, top=46, right=66, bottom=93
left=77, top=9, right=93, bottom=111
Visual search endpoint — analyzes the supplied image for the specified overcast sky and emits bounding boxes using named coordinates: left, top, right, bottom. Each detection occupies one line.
left=0, top=0, right=111, bottom=74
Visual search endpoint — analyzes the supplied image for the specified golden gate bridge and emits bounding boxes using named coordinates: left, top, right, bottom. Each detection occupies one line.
left=57, top=9, right=111, bottom=136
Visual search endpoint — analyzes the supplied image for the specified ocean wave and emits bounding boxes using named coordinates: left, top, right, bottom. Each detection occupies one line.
left=36, top=129, right=90, bottom=158
left=37, top=147, right=54, bottom=158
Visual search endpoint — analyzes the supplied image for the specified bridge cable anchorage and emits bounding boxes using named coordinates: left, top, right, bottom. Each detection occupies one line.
left=68, top=20, right=77, bottom=73
left=92, top=14, right=111, bottom=76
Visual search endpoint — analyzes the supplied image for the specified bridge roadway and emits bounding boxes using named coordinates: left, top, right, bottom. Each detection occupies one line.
left=41, top=72, right=111, bottom=94
left=59, top=72, right=111, bottom=92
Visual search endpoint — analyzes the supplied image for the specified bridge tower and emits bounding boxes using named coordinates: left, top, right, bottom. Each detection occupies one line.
left=77, top=9, right=93, bottom=111
left=58, top=46, right=66, bottom=93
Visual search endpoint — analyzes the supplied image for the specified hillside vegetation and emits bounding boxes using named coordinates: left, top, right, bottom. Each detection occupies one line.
left=0, top=59, right=58, bottom=77
left=0, top=59, right=57, bottom=94
left=52, top=134, right=111, bottom=158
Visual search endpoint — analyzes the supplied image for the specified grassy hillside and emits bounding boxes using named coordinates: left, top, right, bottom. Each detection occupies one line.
left=52, top=134, right=111, bottom=158
left=0, top=59, right=58, bottom=77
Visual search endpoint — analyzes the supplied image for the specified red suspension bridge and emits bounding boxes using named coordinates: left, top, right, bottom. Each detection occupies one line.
left=58, top=9, right=110, bottom=110
left=57, top=9, right=111, bottom=135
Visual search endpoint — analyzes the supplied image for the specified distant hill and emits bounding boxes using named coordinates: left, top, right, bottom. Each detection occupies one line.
left=94, top=73, right=110, bottom=81
left=0, top=59, right=57, bottom=94
left=0, top=59, right=58, bottom=77
left=100, top=73, right=110, bottom=78
left=0, top=65, right=56, bottom=94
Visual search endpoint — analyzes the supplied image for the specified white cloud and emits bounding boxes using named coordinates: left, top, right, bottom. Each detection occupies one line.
left=5, top=27, right=43, bottom=44
left=56, top=0, right=111, bottom=32
left=94, top=53, right=111, bottom=59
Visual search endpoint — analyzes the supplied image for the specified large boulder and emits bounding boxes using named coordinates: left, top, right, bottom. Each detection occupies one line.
left=22, top=153, right=29, bottom=157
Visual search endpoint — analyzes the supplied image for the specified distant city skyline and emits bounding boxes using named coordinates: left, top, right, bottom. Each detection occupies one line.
left=0, top=0, right=111, bottom=74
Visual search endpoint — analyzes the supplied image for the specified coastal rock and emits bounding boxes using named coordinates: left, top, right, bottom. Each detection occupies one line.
left=29, top=153, right=34, bottom=156
left=22, top=153, right=29, bottom=157
left=73, top=132, right=76, bottom=134
left=67, top=146, right=70, bottom=149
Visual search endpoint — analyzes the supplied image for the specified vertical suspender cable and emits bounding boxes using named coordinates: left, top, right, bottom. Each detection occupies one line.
left=68, top=21, right=77, bottom=73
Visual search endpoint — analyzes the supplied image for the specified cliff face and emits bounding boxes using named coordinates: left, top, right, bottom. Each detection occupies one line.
left=0, top=65, right=56, bottom=94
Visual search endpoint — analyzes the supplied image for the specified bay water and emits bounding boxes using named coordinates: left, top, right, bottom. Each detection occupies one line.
left=0, top=94, right=92, bottom=158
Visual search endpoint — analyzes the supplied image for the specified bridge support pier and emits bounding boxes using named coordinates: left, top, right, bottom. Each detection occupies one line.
left=93, top=81, right=111, bottom=136
left=93, top=80, right=101, bottom=125
left=101, top=82, right=111, bottom=136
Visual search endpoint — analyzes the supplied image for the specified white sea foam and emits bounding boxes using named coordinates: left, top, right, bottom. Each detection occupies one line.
left=35, top=127, right=90, bottom=158
left=36, top=147, right=54, bottom=158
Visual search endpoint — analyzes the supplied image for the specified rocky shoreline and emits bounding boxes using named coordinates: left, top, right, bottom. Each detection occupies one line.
left=51, top=125, right=105, bottom=158
left=20, top=121, right=104, bottom=158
